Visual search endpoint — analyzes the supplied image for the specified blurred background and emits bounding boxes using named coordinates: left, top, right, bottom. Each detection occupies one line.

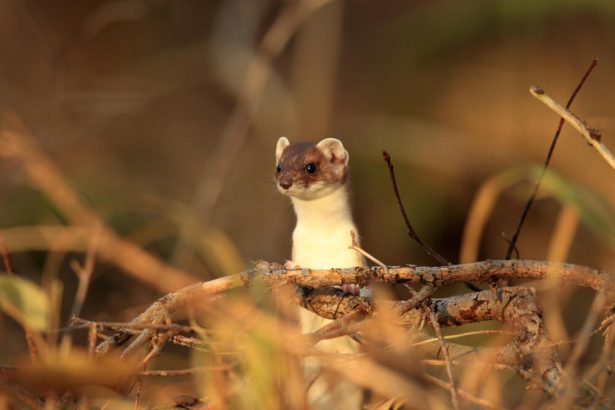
left=1, top=0, right=615, bottom=403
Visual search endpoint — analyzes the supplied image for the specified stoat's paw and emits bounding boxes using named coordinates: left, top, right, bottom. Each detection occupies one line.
left=341, top=284, right=361, bottom=295
left=284, top=260, right=301, bottom=270
left=340, top=284, right=372, bottom=297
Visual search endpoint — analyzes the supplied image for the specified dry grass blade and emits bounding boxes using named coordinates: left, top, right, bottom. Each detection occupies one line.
left=382, top=151, right=450, bottom=266
left=0, top=115, right=198, bottom=293
left=349, top=231, right=387, bottom=272
left=460, top=171, right=521, bottom=263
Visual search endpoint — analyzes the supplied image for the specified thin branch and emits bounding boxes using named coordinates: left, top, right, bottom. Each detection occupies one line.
left=505, top=58, right=598, bottom=259
left=71, top=317, right=197, bottom=334
left=349, top=230, right=387, bottom=272
left=529, top=85, right=615, bottom=170
left=308, top=310, right=367, bottom=343
left=422, top=359, right=513, bottom=373
left=429, top=309, right=459, bottom=410
left=394, top=284, right=435, bottom=315
left=382, top=150, right=450, bottom=266
left=383, top=151, right=481, bottom=291
left=137, top=366, right=231, bottom=377
left=61, top=223, right=100, bottom=348
left=413, top=329, right=511, bottom=347
left=424, top=374, right=505, bottom=410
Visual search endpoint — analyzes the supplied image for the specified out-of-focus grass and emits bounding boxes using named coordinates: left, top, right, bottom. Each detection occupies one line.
left=1, top=0, right=615, bottom=408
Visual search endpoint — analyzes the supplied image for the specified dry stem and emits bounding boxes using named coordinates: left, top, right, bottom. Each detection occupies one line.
left=529, top=85, right=615, bottom=170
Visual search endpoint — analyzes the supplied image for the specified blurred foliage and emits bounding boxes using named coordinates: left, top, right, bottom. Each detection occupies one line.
left=0, top=0, right=615, bottom=407
left=0, top=274, right=49, bottom=331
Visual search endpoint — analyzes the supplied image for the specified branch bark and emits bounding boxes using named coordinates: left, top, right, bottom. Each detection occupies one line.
left=91, top=259, right=611, bottom=396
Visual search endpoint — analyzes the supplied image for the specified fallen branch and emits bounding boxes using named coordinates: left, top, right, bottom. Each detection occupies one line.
left=95, top=259, right=611, bottom=353
left=91, top=259, right=609, bottom=395
left=97, top=258, right=610, bottom=347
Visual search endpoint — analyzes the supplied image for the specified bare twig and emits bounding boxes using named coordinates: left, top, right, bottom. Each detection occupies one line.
left=133, top=377, right=142, bottom=410
left=349, top=230, right=387, bottom=271
left=169, top=335, right=210, bottom=352
left=556, top=284, right=611, bottom=407
left=505, top=58, right=598, bottom=259
left=424, top=374, right=505, bottom=410
left=422, top=359, right=513, bottom=373
left=137, top=366, right=231, bottom=377
left=97, top=259, right=610, bottom=355
left=530, top=85, right=615, bottom=170
left=394, top=284, right=435, bottom=315
left=429, top=310, right=459, bottom=410
left=383, top=151, right=481, bottom=291
left=308, top=310, right=367, bottom=343
left=413, top=330, right=511, bottom=347
left=71, top=317, right=197, bottom=334
left=61, top=224, right=101, bottom=349
left=382, top=151, right=450, bottom=266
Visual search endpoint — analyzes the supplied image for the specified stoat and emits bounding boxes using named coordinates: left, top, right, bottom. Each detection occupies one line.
left=275, top=136, right=365, bottom=408
left=275, top=137, right=364, bottom=273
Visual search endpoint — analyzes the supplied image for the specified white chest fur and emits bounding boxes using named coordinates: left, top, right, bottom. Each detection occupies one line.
left=290, top=187, right=364, bottom=269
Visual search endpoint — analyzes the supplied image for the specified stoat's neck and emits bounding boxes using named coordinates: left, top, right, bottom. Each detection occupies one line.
left=290, top=186, right=353, bottom=229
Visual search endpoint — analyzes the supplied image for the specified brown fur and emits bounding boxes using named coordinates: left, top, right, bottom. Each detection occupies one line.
left=275, top=142, right=347, bottom=190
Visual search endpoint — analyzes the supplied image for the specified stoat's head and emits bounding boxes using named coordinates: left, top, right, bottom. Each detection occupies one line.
left=274, top=137, right=349, bottom=200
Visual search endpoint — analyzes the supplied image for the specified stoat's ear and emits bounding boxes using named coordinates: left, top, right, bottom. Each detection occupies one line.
left=316, top=138, right=349, bottom=166
left=276, top=137, right=290, bottom=161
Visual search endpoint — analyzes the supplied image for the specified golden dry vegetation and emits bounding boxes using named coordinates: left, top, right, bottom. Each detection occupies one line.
left=1, top=1, right=615, bottom=409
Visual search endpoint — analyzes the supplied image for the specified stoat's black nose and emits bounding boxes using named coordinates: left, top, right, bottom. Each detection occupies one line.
left=279, top=179, right=292, bottom=189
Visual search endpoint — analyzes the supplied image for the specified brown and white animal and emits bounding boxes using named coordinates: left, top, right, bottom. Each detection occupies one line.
left=275, top=136, right=365, bottom=408
left=275, top=137, right=364, bottom=276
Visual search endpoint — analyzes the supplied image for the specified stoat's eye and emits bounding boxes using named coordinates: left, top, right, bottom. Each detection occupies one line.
left=276, top=165, right=282, bottom=173
left=304, top=163, right=317, bottom=174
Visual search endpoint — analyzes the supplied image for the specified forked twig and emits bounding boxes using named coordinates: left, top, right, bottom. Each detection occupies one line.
left=505, top=58, right=598, bottom=260
left=349, top=230, right=387, bottom=272
left=424, top=374, right=504, bottom=410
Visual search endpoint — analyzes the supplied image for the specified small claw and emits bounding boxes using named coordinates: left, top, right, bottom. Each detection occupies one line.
left=341, top=284, right=361, bottom=295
